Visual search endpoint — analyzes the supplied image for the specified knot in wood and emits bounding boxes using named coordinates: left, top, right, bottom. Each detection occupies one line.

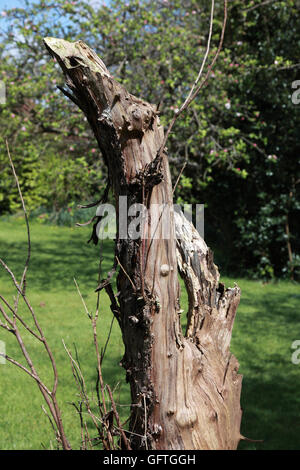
left=132, top=108, right=141, bottom=120
left=126, top=103, right=154, bottom=133
left=129, top=315, right=139, bottom=325
left=160, top=264, right=170, bottom=276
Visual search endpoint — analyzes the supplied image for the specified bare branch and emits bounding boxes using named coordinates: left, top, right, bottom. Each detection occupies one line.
left=74, top=278, right=91, bottom=319
left=0, top=319, right=14, bottom=333
left=178, top=0, right=215, bottom=113
left=116, top=255, right=136, bottom=292
left=143, top=394, right=148, bottom=451
left=0, top=294, right=43, bottom=341
left=0, top=146, right=71, bottom=450
left=107, top=384, right=132, bottom=450
left=62, top=339, right=108, bottom=443
left=2, top=354, right=51, bottom=395
left=5, top=140, right=31, bottom=306
left=101, top=315, right=116, bottom=363
left=243, top=0, right=278, bottom=13
left=41, top=405, right=61, bottom=450
left=0, top=301, right=14, bottom=327
left=172, top=158, right=187, bottom=194
left=0, top=259, right=60, bottom=396
left=160, top=0, right=228, bottom=156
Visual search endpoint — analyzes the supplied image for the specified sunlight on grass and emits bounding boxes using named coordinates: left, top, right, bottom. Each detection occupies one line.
left=0, top=219, right=299, bottom=449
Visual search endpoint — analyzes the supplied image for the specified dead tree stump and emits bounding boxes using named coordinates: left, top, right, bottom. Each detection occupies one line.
left=44, top=38, right=243, bottom=450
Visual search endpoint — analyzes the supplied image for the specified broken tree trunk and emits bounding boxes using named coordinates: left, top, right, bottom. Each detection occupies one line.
left=44, top=38, right=243, bottom=450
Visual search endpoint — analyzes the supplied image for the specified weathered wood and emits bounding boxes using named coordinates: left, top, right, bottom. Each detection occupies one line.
left=44, top=38, right=242, bottom=450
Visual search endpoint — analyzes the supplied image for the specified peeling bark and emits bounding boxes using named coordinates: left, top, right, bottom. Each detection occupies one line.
left=43, top=38, right=242, bottom=450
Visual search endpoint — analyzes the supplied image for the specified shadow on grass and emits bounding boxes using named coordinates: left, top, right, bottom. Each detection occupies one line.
left=0, top=227, right=115, bottom=292
left=234, top=288, right=300, bottom=450
left=239, top=371, right=300, bottom=450
left=1, top=222, right=299, bottom=450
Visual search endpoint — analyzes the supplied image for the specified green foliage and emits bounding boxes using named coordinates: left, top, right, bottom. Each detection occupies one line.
left=0, top=0, right=299, bottom=278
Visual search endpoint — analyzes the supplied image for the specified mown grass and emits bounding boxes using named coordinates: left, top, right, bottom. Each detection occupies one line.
left=0, top=218, right=299, bottom=450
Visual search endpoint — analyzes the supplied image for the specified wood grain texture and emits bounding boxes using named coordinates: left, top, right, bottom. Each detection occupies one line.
left=44, top=38, right=242, bottom=450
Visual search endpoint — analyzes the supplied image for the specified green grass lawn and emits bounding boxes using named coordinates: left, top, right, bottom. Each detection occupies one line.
left=0, top=218, right=299, bottom=450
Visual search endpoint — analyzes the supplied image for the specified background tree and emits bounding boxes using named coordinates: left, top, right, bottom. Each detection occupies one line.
left=0, top=0, right=299, bottom=280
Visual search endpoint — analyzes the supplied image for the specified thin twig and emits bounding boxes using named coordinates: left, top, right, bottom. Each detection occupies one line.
left=160, top=0, right=228, bottom=157
left=2, top=354, right=51, bottom=395
left=143, top=394, right=148, bottom=451
left=172, top=159, right=188, bottom=194
left=5, top=140, right=31, bottom=305
left=243, top=0, right=277, bottom=13
left=74, top=278, right=91, bottom=319
left=62, top=339, right=109, bottom=446
left=41, top=405, right=61, bottom=450
left=107, top=384, right=132, bottom=450
left=0, top=320, right=14, bottom=333
left=116, top=255, right=136, bottom=292
left=100, top=315, right=115, bottom=363
left=0, top=302, right=14, bottom=327
left=0, top=145, right=71, bottom=450
left=0, top=294, right=43, bottom=341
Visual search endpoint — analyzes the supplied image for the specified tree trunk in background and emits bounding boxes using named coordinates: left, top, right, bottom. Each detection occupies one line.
left=44, top=38, right=243, bottom=450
